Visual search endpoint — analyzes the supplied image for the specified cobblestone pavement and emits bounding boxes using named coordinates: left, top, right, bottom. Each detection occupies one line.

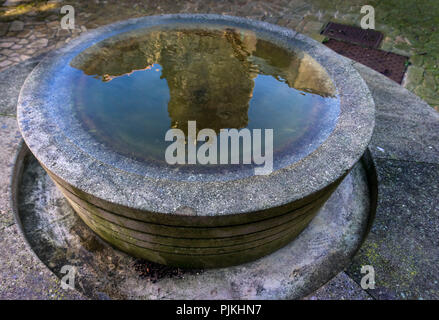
left=0, top=0, right=438, bottom=111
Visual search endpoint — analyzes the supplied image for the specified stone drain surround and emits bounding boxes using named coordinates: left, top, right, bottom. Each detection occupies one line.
left=16, top=15, right=375, bottom=268
left=1, top=22, right=438, bottom=300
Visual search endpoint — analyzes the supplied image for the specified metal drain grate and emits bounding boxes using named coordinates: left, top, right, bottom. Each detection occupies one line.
left=324, top=39, right=408, bottom=84
left=321, top=22, right=383, bottom=48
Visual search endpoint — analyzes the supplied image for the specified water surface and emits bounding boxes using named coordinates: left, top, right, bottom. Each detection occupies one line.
left=68, top=27, right=339, bottom=171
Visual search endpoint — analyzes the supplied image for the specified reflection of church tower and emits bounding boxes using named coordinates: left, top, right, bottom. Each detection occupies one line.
left=161, top=29, right=256, bottom=134
left=70, top=26, right=336, bottom=134
left=70, top=28, right=258, bottom=134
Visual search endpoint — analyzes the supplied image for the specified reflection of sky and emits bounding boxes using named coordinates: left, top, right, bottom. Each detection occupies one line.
left=249, top=74, right=337, bottom=151
left=76, top=63, right=171, bottom=154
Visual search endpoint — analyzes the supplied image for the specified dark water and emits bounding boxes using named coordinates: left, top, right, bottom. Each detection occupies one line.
left=69, top=27, right=339, bottom=167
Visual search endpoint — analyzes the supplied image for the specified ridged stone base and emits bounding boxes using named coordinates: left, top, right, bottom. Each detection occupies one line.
left=45, top=166, right=343, bottom=268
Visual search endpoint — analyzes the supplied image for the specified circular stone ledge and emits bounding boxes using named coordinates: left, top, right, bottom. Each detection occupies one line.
left=14, top=147, right=375, bottom=299
left=17, top=14, right=375, bottom=217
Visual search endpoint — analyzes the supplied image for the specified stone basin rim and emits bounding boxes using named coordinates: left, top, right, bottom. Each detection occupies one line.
left=17, top=14, right=375, bottom=217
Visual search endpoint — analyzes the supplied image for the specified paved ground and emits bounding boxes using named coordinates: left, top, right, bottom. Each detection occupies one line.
left=307, top=62, right=439, bottom=300
left=0, top=0, right=438, bottom=299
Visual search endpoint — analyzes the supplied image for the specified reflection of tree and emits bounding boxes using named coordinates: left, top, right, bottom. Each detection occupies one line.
left=71, top=27, right=335, bottom=134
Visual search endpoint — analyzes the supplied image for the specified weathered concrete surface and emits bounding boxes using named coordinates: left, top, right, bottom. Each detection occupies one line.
left=16, top=152, right=371, bottom=299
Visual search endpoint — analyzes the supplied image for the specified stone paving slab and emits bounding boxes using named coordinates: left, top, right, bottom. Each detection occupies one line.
left=0, top=55, right=43, bottom=116
left=304, top=272, right=372, bottom=300
left=16, top=152, right=371, bottom=300
left=346, top=159, right=439, bottom=300
left=353, top=62, right=439, bottom=165
left=0, top=224, right=84, bottom=299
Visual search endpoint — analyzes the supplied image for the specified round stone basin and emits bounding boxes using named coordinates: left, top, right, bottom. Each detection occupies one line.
left=17, top=14, right=375, bottom=268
